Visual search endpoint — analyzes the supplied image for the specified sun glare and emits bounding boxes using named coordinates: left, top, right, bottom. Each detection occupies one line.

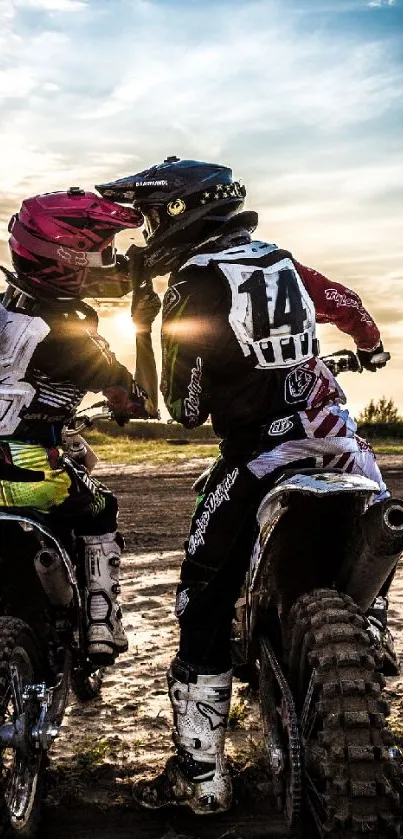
left=109, top=310, right=136, bottom=338
left=97, top=306, right=136, bottom=361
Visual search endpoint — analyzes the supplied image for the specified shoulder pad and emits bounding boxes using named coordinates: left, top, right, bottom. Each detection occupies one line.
left=179, top=241, right=279, bottom=271
left=0, top=310, right=50, bottom=435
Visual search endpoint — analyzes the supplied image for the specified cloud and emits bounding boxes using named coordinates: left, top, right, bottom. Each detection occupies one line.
left=83, top=10, right=402, bottom=137
left=14, top=0, right=87, bottom=9
left=0, top=67, right=37, bottom=98
left=42, top=81, right=60, bottom=91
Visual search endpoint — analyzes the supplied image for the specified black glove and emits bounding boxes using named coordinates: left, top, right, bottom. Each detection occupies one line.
left=104, top=383, right=150, bottom=426
left=357, top=342, right=390, bottom=372
left=131, top=288, right=161, bottom=330
left=127, top=244, right=161, bottom=330
left=126, top=244, right=145, bottom=280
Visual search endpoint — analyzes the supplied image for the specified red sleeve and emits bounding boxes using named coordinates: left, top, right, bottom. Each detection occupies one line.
left=293, top=260, right=380, bottom=351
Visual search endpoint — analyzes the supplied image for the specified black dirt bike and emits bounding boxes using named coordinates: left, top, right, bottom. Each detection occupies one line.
left=0, top=405, right=112, bottom=837
left=227, top=351, right=403, bottom=837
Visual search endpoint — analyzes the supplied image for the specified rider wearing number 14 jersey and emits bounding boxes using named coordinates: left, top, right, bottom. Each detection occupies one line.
left=97, top=158, right=396, bottom=815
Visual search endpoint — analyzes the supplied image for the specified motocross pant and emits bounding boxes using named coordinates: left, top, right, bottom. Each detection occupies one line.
left=176, top=405, right=388, bottom=673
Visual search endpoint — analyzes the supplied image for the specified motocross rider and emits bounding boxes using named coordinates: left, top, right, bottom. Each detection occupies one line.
left=0, top=188, right=159, bottom=666
left=97, top=159, right=396, bottom=814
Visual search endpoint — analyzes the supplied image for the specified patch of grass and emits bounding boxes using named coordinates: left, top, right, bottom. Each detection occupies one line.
left=389, top=714, right=403, bottom=743
left=84, top=429, right=403, bottom=465
left=72, top=736, right=111, bottom=769
left=370, top=439, right=403, bottom=455
left=86, top=431, right=219, bottom=465
left=228, top=699, right=249, bottom=730
left=230, top=736, right=269, bottom=771
left=126, top=735, right=149, bottom=751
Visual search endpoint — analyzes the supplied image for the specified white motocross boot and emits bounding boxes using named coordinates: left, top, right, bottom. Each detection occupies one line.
left=83, top=532, right=128, bottom=664
left=134, top=658, right=233, bottom=814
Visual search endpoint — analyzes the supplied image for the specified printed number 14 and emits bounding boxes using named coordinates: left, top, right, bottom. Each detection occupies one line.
left=238, top=268, right=307, bottom=341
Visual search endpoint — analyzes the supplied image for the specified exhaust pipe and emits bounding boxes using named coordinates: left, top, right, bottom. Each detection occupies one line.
left=339, top=498, right=403, bottom=611
left=34, top=548, right=74, bottom=608
left=383, top=502, right=403, bottom=532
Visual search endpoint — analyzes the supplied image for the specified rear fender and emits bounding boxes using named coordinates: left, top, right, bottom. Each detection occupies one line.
left=249, top=471, right=379, bottom=590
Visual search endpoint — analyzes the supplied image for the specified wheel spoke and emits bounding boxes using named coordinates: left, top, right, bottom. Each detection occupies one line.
left=304, top=770, right=326, bottom=839
left=9, top=664, right=23, bottom=717
left=301, top=674, right=317, bottom=743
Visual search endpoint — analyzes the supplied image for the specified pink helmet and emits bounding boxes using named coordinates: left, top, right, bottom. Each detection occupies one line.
left=7, top=187, right=143, bottom=298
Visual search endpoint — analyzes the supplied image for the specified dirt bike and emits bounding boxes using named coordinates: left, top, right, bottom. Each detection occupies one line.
left=0, top=404, right=113, bottom=837
left=228, top=350, right=403, bottom=837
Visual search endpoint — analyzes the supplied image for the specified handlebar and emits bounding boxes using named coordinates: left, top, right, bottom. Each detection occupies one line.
left=320, top=349, right=390, bottom=377
left=64, top=401, right=112, bottom=436
left=320, top=350, right=361, bottom=376
left=64, top=398, right=160, bottom=436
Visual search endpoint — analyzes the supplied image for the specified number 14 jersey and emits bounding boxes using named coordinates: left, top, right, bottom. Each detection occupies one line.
left=161, top=241, right=380, bottom=439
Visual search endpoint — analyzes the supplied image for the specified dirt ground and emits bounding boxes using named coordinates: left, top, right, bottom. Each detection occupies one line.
left=42, top=455, right=403, bottom=839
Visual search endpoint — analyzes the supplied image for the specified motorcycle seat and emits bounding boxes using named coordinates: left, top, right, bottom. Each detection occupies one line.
left=274, top=466, right=346, bottom=484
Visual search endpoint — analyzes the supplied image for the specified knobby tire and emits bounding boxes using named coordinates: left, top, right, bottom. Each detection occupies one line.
left=287, top=589, right=402, bottom=838
left=0, top=617, right=45, bottom=838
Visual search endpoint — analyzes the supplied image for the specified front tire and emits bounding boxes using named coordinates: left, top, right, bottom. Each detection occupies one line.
left=0, top=617, right=45, bottom=838
left=287, top=589, right=401, bottom=837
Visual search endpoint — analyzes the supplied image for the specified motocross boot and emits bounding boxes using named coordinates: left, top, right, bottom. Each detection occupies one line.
left=366, top=596, right=400, bottom=677
left=133, top=658, right=233, bottom=814
left=83, top=532, right=128, bottom=664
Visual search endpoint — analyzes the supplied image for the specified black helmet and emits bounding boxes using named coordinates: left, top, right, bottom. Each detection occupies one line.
left=96, top=157, right=246, bottom=274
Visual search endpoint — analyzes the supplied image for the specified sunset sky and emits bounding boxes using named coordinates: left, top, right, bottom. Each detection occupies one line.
left=0, top=0, right=402, bottom=419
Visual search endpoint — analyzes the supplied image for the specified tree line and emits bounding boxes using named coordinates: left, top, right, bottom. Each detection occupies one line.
left=357, top=397, right=401, bottom=425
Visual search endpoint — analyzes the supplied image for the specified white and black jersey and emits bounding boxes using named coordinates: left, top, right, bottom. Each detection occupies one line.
left=161, top=239, right=380, bottom=450
left=0, top=299, right=132, bottom=444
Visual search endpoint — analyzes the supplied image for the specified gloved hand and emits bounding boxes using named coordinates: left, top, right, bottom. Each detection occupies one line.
left=357, top=342, right=390, bottom=372
left=127, top=244, right=161, bottom=330
left=104, top=383, right=150, bottom=425
left=132, top=288, right=161, bottom=330
left=126, top=243, right=145, bottom=282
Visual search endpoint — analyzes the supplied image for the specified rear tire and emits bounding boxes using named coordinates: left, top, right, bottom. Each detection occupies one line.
left=0, top=617, right=45, bottom=838
left=287, top=589, right=401, bottom=837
